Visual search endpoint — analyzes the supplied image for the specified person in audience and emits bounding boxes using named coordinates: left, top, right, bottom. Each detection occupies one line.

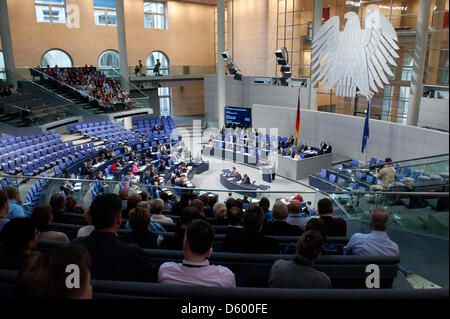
left=242, top=194, right=250, bottom=205
left=305, top=218, right=340, bottom=255
left=50, top=193, right=66, bottom=224
left=370, top=158, right=396, bottom=192
left=77, top=209, right=95, bottom=238
left=120, top=207, right=160, bottom=249
left=225, top=197, right=238, bottom=211
left=317, top=198, right=347, bottom=237
left=285, top=200, right=308, bottom=230
left=0, top=190, right=10, bottom=232
left=158, top=220, right=236, bottom=287
left=160, top=192, right=172, bottom=211
left=140, top=191, right=148, bottom=202
left=150, top=198, right=173, bottom=224
left=59, top=180, right=73, bottom=196
left=0, top=218, right=39, bottom=270
left=226, top=207, right=243, bottom=233
left=171, top=191, right=191, bottom=216
left=263, top=201, right=303, bottom=236
left=119, top=188, right=129, bottom=211
left=71, top=193, right=157, bottom=282
left=212, top=202, right=228, bottom=225
left=161, top=206, right=201, bottom=250
left=4, top=186, right=27, bottom=219
left=123, top=193, right=142, bottom=219
left=269, top=231, right=331, bottom=288
left=15, top=245, right=92, bottom=299
left=199, top=194, right=214, bottom=218
left=191, top=199, right=207, bottom=218
left=31, top=204, right=69, bottom=243
left=292, top=193, right=304, bottom=203
left=287, top=135, right=295, bottom=147
left=344, top=209, right=399, bottom=256
left=137, top=201, right=166, bottom=233
left=259, top=197, right=272, bottom=222
left=81, top=161, right=92, bottom=178
left=65, top=195, right=85, bottom=215
left=222, top=204, right=279, bottom=254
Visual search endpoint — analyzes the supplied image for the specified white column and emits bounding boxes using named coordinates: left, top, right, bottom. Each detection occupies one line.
left=309, top=0, right=322, bottom=110
left=115, top=0, right=130, bottom=92
left=0, top=0, right=17, bottom=86
left=406, top=0, right=431, bottom=126
left=217, top=0, right=226, bottom=128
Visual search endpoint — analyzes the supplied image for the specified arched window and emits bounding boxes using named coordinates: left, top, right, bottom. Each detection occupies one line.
left=146, top=51, right=169, bottom=76
left=0, top=51, right=5, bottom=80
left=98, top=50, right=120, bottom=76
left=41, top=49, right=73, bottom=68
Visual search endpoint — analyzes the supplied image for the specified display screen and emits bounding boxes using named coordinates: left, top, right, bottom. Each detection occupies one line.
left=225, top=106, right=251, bottom=127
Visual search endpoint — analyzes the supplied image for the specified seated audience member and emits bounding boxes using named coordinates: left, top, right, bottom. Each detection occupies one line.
left=263, top=201, right=303, bottom=236
left=221, top=204, right=279, bottom=254
left=212, top=202, right=228, bottom=225
left=160, top=192, right=172, bottom=211
left=15, top=245, right=92, bottom=299
left=259, top=197, right=272, bottom=222
left=4, top=186, right=27, bottom=219
left=306, top=218, right=339, bottom=255
left=71, top=193, right=157, bottom=282
left=285, top=200, right=308, bottom=230
left=59, top=180, right=73, bottom=195
left=0, top=218, right=39, bottom=270
left=269, top=230, right=331, bottom=288
left=318, top=198, right=347, bottom=237
left=120, top=207, right=160, bottom=249
left=199, top=194, right=214, bottom=218
left=292, top=193, right=304, bottom=203
left=49, top=193, right=66, bottom=223
left=158, top=220, right=236, bottom=287
left=119, top=188, right=129, bottom=210
left=123, top=193, right=142, bottom=219
left=344, top=209, right=399, bottom=256
left=150, top=198, right=173, bottom=224
left=242, top=194, right=250, bottom=205
left=161, top=207, right=201, bottom=250
left=191, top=199, right=207, bottom=218
left=65, top=195, right=85, bottom=215
left=137, top=201, right=166, bottom=233
left=226, top=207, right=244, bottom=233
left=31, top=204, right=69, bottom=243
left=370, top=158, right=396, bottom=192
left=225, top=197, right=238, bottom=212
left=0, top=190, right=10, bottom=232
left=77, top=210, right=95, bottom=238
left=171, top=192, right=191, bottom=216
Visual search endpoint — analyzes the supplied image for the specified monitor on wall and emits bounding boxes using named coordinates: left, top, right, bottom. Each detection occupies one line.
left=225, top=106, right=251, bottom=128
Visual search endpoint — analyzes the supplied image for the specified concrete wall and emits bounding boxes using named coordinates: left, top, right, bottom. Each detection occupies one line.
left=252, top=104, right=450, bottom=162
left=418, top=97, right=449, bottom=132
left=204, top=74, right=309, bottom=126
left=4, top=0, right=215, bottom=68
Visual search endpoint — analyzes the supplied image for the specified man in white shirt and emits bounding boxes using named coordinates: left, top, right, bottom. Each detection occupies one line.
left=158, top=220, right=236, bottom=287
left=344, top=208, right=399, bottom=256
left=150, top=198, right=173, bottom=224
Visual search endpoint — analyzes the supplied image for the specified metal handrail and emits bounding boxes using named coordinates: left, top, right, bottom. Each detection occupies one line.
left=0, top=173, right=447, bottom=196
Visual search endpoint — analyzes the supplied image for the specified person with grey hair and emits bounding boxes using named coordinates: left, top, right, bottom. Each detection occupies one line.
left=263, top=201, right=303, bottom=236
left=344, top=208, right=399, bottom=256
left=212, top=202, right=228, bottom=225
left=150, top=198, right=173, bottom=224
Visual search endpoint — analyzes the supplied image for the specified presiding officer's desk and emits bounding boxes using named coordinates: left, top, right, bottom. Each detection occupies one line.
left=277, top=152, right=333, bottom=180
left=219, top=173, right=259, bottom=197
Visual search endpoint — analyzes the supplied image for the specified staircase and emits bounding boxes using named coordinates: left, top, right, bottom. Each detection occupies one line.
left=36, top=80, right=106, bottom=115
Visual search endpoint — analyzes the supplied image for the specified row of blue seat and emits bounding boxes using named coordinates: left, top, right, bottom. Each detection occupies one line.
left=0, top=130, right=57, bottom=147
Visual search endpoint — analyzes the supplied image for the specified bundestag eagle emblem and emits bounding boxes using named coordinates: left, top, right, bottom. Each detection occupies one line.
left=311, top=7, right=399, bottom=99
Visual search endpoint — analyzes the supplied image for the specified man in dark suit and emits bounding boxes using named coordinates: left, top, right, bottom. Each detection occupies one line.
left=317, top=198, right=346, bottom=237
left=299, top=142, right=310, bottom=153
left=221, top=204, right=279, bottom=254
left=324, top=141, right=332, bottom=154
left=241, top=174, right=251, bottom=184
left=263, top=201, right=303, bottom=236
left=287, top=135, right=294, bottom=147
left=71, top=193, right=157, bottom=282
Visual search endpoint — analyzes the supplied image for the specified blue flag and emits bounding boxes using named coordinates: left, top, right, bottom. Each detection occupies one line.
left=361, top=101, right=370, bottom=153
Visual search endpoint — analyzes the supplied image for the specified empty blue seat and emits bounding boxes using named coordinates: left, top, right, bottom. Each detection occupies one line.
left=356, top=171, right=363, bottom=180
left=328, top=174, right=337, bottom=183
left=366, top=175, right=374, bottom=184
left=352, top=159, right=358, bottom=168
left=370, top=157, right=377, bottom=165
left=320, top=169, right=327, bottom=178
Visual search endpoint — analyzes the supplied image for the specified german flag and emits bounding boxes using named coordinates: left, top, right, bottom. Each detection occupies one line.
left=295, top=89, right=301, bottom=146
